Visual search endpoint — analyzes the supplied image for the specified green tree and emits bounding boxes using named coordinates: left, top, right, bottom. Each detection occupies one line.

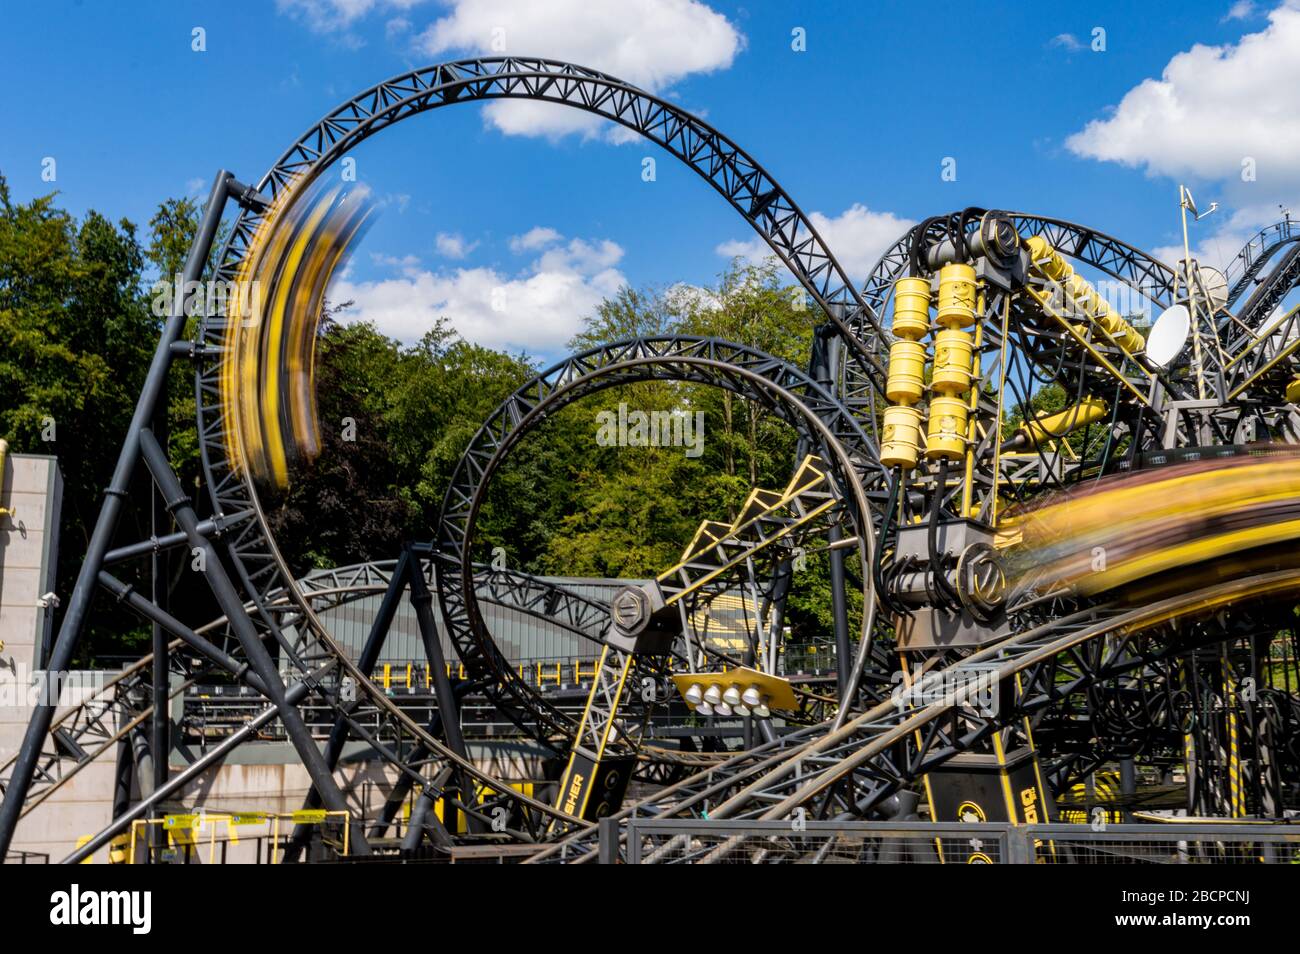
left=0, top=174, right=161, bottom=657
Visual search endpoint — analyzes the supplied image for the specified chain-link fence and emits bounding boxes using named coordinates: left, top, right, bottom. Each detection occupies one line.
left=1029, top=823, right=1300, bottom=864
left=607, top=819, right=1300, bottom=864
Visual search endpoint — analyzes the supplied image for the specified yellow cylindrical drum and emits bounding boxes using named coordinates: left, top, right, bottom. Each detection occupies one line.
left=1016, top=397, right=1109, bottom=448
left=892, top=276, right=931, bottom=339
left=925, top=395, right=969, bottom=461
left=935, top=263, right=977, bottom=327
left=1120, top=324, right=1146, bottom=353
left=881, top=404, right=922, bottom=469
left=1065, top=274, right=1092, bottom=319
left=931, top=327, right=973, bottom=395
left=1094, top=304, right=1124, bottom=336
left=1026, top=236, right=1071, bottom=281
left=886, top=339, right=927, bottom=403
left=1286, top=377, right=1300, bottom=404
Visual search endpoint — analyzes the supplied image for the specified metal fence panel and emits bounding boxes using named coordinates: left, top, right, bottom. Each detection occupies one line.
left=607, top=819, right=1300, bottom=864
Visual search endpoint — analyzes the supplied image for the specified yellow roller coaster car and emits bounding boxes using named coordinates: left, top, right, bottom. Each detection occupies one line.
left=222, top=177, right=374, bottom=488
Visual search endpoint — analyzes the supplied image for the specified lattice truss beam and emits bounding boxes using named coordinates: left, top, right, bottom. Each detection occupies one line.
left=434, top=336, right=881, bottom=747
left=657, top=455, right=839, bottom=606
left=527, top=569, right=1300, bottom=863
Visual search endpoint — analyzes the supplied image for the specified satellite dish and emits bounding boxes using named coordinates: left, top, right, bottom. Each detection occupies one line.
left=1197, top=265, right=1228, bottom=312
left=1148, top=304, right=1190, bottom=368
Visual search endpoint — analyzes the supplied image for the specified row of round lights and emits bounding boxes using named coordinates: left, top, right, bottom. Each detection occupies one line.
left=682, top=682, right=771, bottom=718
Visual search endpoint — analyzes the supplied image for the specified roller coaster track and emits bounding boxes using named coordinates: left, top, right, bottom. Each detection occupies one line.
left=838, top=212, right=1182, bottom=424
left=433, top=335, right=883, bottom=745
left=187, top=60, right=1207, bottom=821
left=1237, top=243, right=1300, bottom=332
left=1223, top=240, right=1300, bottom=398
left=527, top=567, right=1300, bottom=862
left=146, top=57, right=921, bottom=856
left=9, top=53, right=1296, bottom=864
left=0, top=560, right=609, bottom=827
left=1210, top=221, right=1300, bottom=399
left=1224, top=218, right=1300, bottom=308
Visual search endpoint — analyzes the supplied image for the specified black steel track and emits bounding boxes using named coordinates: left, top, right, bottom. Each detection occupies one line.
left=837, top=212, right=1181, bottom=423
left=189, top=57, right=898, bottom=836
left=528, top=567, right=1300, bottom=862
left=433, top=335, right=883, bottom=743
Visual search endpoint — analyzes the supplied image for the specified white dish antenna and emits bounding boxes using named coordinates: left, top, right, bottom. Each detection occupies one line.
left=1197, top=265, right=1228, bottom=312
left=1148, top=303, right=1190, bottom=368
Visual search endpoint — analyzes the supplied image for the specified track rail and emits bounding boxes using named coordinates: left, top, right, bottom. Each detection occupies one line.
left=434, top=336, right=883, bottom=743
left=528, top=568, right=1300, bottom=862
left=0, top=561, right=610, bottom=827
left=1224, top=218, right=1300, bottom=307
left=185, top=57, right=909, bottom=840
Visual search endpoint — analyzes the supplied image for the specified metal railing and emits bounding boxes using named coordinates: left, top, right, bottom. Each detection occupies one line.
left=2, top=850, right=50, bottom=864
left=608, top=818, right=1300, bottom=864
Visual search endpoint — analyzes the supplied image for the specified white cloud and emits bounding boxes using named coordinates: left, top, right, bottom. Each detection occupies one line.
left=277, top=0, right=427, bottom=34
left=509, top=226, right=562, bottom=253
left=371, top=251, right=423, bottom=276
left=1224, top=1, right=1259, bottom=20
left=334, top=232, right=626, bottom=353
left=417, top=0, right=744, bottom=140
left=1049, top=33, right=1084, bottom=52
left=375, top=192, right=412, bottom=214
left=1066, top=3, right=1300, bottom=200
left=716, top=203, right=915, bottom=286
left=1150, top=202, right=1291, bottom=271
left=665, top=281, right=722, bottom=313
left=435, top=231, right=479, bottom=258
left=536, top=237, right=623, bottom=273
left=1067, top=3, right=1300, bottom=267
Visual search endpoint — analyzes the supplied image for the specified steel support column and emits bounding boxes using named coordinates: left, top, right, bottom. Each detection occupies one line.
left=0, top=170, right=234, bottom=858
left=136, top=428, right=369, bottom=855
left=284, top=548, right=417, bottom=860
left=810, top=326, right=854, bottom=697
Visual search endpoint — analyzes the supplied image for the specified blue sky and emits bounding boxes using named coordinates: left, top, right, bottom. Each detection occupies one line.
left=3, top=0, right=1297, bottom=359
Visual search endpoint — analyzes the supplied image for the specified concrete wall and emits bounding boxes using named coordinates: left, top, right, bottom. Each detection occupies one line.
left=0, top=454, right=552, bottom=863
left=13, top=753, right=407, bottom=864
left=0, top=453, right=60, bottom=674
left=1, top=454, right=65, bottom=862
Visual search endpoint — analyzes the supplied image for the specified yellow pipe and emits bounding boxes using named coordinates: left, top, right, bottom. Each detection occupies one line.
left=1014, top=397, right=1109, bottom=449
left=1026, top=235, right=1146, bottom=356
left=961, top=302, right=985, bottom=516
left=990, top=295, right=1011, bottom=526
left=1022, top=285, right=1152, bottom=407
